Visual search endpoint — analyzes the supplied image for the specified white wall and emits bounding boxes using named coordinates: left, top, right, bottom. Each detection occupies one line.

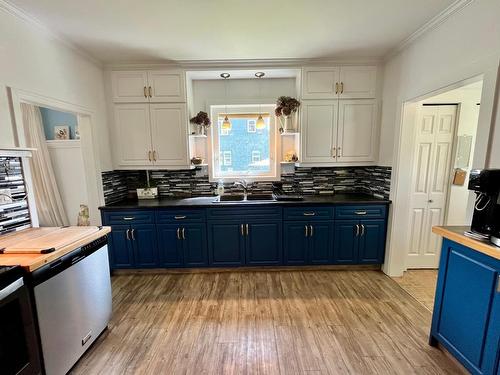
left=0, top=5, right=112, bottom=171
left=379, top=0, right=500, bottom=168
left=380, top=0, right=500, bottom=276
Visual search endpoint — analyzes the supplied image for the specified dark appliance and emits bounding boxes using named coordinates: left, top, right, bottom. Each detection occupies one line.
left=0, top=265, right=42, bottom=375
left=467, top=169, right=500, bottom=246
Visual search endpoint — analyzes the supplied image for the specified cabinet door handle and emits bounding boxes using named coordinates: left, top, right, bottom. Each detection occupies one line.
left=131, top=229, right=136, bottom=240
left=174, top=215, right=187, bottom=220
left=148, top=86, right=153, bottom=98
left=361, top=224, right=365, bottom=236
left=177, top=227, right=180, bottom=240
left=355, top=224, right=360, bottom=237
left=153, top=150, right=157, bottom=161
left=123, top=216, right=135, bottom=221
left=335, top=82, right=339, bottom=94
left=126, top=229, right=130, bottom=240
left=304, top=225, right=308, bottom=237
left=148, top=151, right=152, bottom=162
left=241, top=224, right=244, bottom=236
left=340, top=82, right=344, bottom=94
left=303, top=212, right=316, bottom=216
left=246, top=224, right=249, bottom=236
left=331, top=147, right=336, bottom=158
left=143, top=86, right=148, bottom=98
left=354, top=211, right=367, bottom=215
left=337, top=147, right=341, bottom=157
left=309, top=225, right=314, bottom=237
left=497, top=275, right=500, bottom=293
left=182, top=227, right=186, bottom=240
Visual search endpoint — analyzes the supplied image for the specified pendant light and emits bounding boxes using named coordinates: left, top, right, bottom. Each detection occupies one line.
left=255, top=72, right=266, bottom=129
left=220, top=73, right=231, bottom=130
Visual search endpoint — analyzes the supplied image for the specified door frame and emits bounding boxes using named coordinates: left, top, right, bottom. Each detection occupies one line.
left=8, top=87, right=104, bottom=226
left=383, top=73, right=496, bottom=276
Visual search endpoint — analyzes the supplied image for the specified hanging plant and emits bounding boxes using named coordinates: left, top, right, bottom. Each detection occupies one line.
left=190, top=111, right=211, bottom=128
left=275, top=96, right=301, bottom=117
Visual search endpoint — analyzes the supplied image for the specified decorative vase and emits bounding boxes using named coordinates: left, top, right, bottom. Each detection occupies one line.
left=196, top=125, right=206, bottom=136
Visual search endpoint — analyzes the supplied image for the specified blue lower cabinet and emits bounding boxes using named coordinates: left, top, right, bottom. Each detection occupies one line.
left=334, top=220, right=358, bottom=264
left=183, top=223, right=208, bottom=267
left=131, top=224, right=159, bottom=267
left=246, top=222, right=282, bottom=266
left=430, top=239, right=500, bottom=375
left=309, top=222, right=333, bottom=264
left=358, top=220, right=386, bottom=264
left=208, top=223, right=245, bottom=266
left=108, top=224, right=134, bottom=268
left=284, top=221, right=309, bottom=265
left=157, top=224, right=183, bottom=267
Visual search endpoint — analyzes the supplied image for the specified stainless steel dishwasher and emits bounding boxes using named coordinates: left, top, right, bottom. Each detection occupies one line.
left=31, top=235, right=112, bottom=375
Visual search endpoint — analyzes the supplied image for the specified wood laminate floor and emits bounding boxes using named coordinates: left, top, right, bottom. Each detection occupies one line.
left=393, top=270, right=439, bottom=311
left=72, top=270, right=464, bottom=375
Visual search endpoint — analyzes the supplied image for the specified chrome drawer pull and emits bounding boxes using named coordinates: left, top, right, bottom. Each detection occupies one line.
left=177, top=228, right=180, bottom=240
left=303, top=212, right=316, bottom=216
left=354, top=211, right=367, bottom=215
left=174, top=215, right=187, bottom=220
left=182, top=228, right=186, bottom=240
left=123, top=217, right=135, bottom=220
left=355, top=224, right=360, bottom=237
left=241, top=224, right=244, bottom=236
left=361, top=224, right=365, bottom=236
left=126, top=229, right=130, bottom=240
left=309, top=225, right=314, bottom=237
left=131, top=229, right=136, bottom=240
left=304, top=225, right=308, bottom=237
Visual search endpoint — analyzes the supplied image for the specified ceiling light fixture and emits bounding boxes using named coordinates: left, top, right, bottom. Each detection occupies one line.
left=255, top=72, right=266, bottom=130
left=220, top=73, right=231, bottom=130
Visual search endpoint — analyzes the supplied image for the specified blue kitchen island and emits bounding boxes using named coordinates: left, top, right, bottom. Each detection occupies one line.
left=430, top=226, right=500, bottom=375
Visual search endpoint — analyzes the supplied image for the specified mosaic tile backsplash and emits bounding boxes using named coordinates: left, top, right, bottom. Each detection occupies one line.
left=0, top=157, right=31, bottom=235
left=102, top=166, right=391, bottom=205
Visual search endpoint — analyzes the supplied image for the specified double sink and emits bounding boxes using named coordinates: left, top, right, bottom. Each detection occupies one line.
left=213, top=193, right=276, bottom=203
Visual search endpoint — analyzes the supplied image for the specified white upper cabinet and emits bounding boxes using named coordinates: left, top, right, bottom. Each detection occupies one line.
left=114, top=104, right=152, bottom=166
left=148, top=70, right=186, bottom=103
left=300, top=99, right=377, bottom=164
left=337, top=100, right=378, bottom=162
left=150, top=104, right=188, bottom=166
left=111, top=69, right=186, bottom=103
left=338, top=66, right=377, bottom=99
left=111, top=71, right=149, bottom=103
left=301, top=100, right=339, bottom=163
left=301, top=67, right=340, bottom=99
left=301, top=66, right=377, bottom=99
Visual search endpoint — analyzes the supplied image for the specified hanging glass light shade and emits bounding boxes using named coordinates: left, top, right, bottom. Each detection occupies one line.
left=256, top=114, right=266, bottom=129
left=220, top=73, right=231, bottom=130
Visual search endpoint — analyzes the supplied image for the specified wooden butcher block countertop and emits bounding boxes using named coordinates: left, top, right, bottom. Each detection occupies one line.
left=432, top=226, right=500, bottom=261
left=0, top=226, right=111, bottom=272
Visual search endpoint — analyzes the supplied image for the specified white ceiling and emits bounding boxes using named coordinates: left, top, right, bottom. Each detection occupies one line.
left=8, top=0, right=456, bottom=63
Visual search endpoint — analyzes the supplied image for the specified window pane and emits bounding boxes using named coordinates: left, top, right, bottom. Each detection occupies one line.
left=217, top=114, right=270, bottom=176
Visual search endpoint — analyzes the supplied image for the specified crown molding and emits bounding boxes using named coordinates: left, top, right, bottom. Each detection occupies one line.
left=384, top=0, right=475, bottom=61
left=105, top=57, right=383, bottom=71
left=0, top=0, right=102, bottom=67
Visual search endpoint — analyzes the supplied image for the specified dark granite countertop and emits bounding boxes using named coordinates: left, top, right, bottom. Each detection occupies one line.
left=99, top=193, right=391, bottom=210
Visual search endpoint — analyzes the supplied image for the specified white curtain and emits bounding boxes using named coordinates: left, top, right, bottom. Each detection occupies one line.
left=21, top=103, right=69, bottom=226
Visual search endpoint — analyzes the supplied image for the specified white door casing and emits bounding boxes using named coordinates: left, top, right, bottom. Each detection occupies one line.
left=406, top=105, right=457, bottom=268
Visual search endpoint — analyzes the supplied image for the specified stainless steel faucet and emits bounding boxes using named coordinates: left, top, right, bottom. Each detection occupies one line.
left=233, top=180, right=249, bottom=197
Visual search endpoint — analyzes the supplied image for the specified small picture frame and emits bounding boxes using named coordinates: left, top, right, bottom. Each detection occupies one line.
left=54, top=125, right=69, bottom=140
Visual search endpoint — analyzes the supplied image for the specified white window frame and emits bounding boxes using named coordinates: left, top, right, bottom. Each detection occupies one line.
left=208, top=104, right=278, bottom=182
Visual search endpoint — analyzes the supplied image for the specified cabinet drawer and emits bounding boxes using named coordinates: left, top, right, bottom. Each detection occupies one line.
left=157, top=209, right=206, bottom=223
left=335, top=205, right=386, bottom=219
left=207, top=207, right=282, bottom=221
left=284, top=206, right=334, bottom=221
left=102, top=210, right=154, bottom=225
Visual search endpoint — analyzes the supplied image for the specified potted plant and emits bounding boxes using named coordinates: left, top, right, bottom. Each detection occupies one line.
left=275, top=96, right=300, bottom=132
left=190, top=111, right=211, bottom=135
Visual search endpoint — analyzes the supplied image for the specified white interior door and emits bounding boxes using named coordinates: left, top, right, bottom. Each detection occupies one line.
left=113, top=104, right=152, bottom=166
left=301, top=100, right=338, bottom=163
left=150, top=103, right=188, bottom=166
left=406, top=105, right=457, bottom=268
